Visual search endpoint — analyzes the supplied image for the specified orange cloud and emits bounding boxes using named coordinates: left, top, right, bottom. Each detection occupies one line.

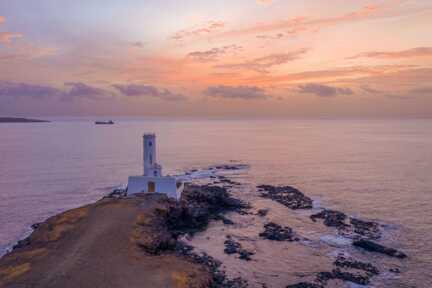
left=215, top=49, right=308, bottom=74
left=349, top=47, right=432, bottom=59
left=244, top=65, right=415, bottom=86
left=0, top=32, right=23, bottom=44
left=0, top=16, right=5, bottom=24
left=187, top=45, right=242, bottom=63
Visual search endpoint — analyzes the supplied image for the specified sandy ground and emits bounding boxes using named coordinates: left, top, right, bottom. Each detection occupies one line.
left=0, top=195, right=212, bottom=288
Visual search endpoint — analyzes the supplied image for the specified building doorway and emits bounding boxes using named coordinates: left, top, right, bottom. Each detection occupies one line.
left=148, top=181, right=156, bottom=193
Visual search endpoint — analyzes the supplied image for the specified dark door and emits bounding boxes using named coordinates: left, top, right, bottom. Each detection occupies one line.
left=148, top=181, right=156, bottom=192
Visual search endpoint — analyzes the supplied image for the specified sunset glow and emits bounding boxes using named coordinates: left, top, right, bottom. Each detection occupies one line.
left=1, top=0, right=432, bottom=117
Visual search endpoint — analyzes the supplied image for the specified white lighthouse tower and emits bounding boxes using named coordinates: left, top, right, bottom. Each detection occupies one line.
left=143, top=134, right=162, bottom=177
left=127, top=134, right=183, bottom=199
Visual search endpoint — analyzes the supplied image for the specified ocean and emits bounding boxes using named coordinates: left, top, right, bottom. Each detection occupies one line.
left=0, top=119, right=431, bottom=287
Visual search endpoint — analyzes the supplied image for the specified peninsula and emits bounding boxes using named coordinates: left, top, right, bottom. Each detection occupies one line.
left=0, top=117, right=50, bottom=123
left=0, top=184, right=249, bottom=288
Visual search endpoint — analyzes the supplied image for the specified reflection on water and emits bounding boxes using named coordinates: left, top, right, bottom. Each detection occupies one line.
left=0, top=119, right=431, bottom=286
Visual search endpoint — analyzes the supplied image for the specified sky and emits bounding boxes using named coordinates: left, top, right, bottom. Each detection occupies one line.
left=0, top=0, right=432, bottom=118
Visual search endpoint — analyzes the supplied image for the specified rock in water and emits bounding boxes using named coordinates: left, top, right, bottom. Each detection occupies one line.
left=311, top=210, right=382, bottom=240
left=257, top=208, right=269, bottom=217
left=224, top=236, right=254, bottom=261
left=334, top=256, right=379, bottom=275
left=317, top=268, right=371, bottom=286
left=310, top=209, right=348, bottom=228
left=353, top=239, right=407, bottom=258
left=258, top=185, right=313, bottom=210
left=350, top=218, right=381, bottom=239
left=259, top=222, right=298, bottom=241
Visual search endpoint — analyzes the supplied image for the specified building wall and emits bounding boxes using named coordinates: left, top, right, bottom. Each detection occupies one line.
left=127, top=175, right=181, bottom=199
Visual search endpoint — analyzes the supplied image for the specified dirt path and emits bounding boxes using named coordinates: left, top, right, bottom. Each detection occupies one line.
left=0, top=195, right=211, bottom=288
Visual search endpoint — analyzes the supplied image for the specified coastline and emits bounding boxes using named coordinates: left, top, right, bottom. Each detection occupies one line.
left=0, top=167, right=410, bottom=288
left=0, top=184, right=248, bottom=288
left=0, top=117, right=50, bottom=123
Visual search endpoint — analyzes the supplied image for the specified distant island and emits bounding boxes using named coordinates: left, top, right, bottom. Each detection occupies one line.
left=0, top=117, right=50, bottom=123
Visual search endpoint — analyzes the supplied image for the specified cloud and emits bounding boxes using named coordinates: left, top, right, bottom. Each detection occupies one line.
left=349, top=47, right=432, bottom=59
left=0, top=32, right=23, bottom=44
left=215, top=49, right=308, bottom=73
left=130, top=41, right=145, bottom=48
left=187, top=45, right=242, bottom=63
left=204, top=85, right=268, bottom=100
left=244, top=64, right=415, bottom=85
left=0, top=16, right=4, bottom=24
left=298, top=83, right=353, bottom=97
left=410, top=86, right=432, bottom=94
left=0, top=81, right=110, bottom=101
left=0, top=82, right=60, bottom=98
left=113, top=84, right=186, bottom=101
left=61, top=82, right=108, bottom=101
left=256, top=33, right=285, bottom=40
left=223, top=5, right=380, bottom=38
left=172, top=21, right=225, bottom=41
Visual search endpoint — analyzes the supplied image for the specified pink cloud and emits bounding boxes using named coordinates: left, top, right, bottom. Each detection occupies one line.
left=349, top=47, right=432, bottom=59
left=0, top=16, right=5, bottom=24
left=222, top=4, right=381, bottom=38
left=171, top=21, right=225, bottom=41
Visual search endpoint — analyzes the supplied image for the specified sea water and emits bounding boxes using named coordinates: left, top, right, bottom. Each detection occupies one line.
left=0, top=118, right=431, bottom=287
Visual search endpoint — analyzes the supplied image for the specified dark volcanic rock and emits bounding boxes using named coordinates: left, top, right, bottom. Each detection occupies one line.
left=214, top=215, right=235, bottom=225
left=310, top=209, right=347, bottom=228
left=311, top=210, right=382, bottom=240
left=176, top=242, right=249, bottom=287
left=224, top=236, right=254, bottom=261
left=353, top=239, right=407, bottom=258
left=165, top=184, right=249, bottom=236
left=31, top=222, right=42, bottom=230
left=258, top=185, right=313, bottom=210
left=316, top=268, right=370, bottom=286
left=259, top=222, right=298, bottom=241
left=224, top=238, right=241, bottom=255
left=350, top=218, right=381, bottom=239
left=12, top=237, right=31, bottom=250
left=257, top=209, right=269, bottom=217
left=334, top=256, right=379, bottom=275
left=286, top=283, right=323, bottom=288
left=389, top=267, right=401, bottom=274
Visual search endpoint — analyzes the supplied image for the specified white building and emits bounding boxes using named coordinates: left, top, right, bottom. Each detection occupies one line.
left=127, top=134, right=183, bottom=200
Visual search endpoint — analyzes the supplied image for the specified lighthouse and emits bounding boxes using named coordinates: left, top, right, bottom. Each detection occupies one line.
left=127, top=134, right=183, bottom=199
left=143, top=134, right=162, bottom=177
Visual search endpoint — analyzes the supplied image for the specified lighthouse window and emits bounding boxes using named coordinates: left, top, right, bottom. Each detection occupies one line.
left=149, top=141, right=152, bottom=147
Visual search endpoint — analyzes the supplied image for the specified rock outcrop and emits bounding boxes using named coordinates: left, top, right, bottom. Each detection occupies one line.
left=257, top=185, right=313, bottom=210
left=353, top=239, right=407, bottom=259
left=259, top=222, right=299, bottom=242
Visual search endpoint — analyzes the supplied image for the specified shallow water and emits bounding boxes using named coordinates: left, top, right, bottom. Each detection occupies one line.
left=0, top=119, right=431, bottom=287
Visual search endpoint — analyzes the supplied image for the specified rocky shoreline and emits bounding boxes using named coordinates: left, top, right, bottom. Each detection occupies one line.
left=0, top=166, right=408, bottom=288
left=0, top=182, right=251, bottom=288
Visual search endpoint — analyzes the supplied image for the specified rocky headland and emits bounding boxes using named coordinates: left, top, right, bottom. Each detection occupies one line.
left=0, top=184, right=249, bottom=288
